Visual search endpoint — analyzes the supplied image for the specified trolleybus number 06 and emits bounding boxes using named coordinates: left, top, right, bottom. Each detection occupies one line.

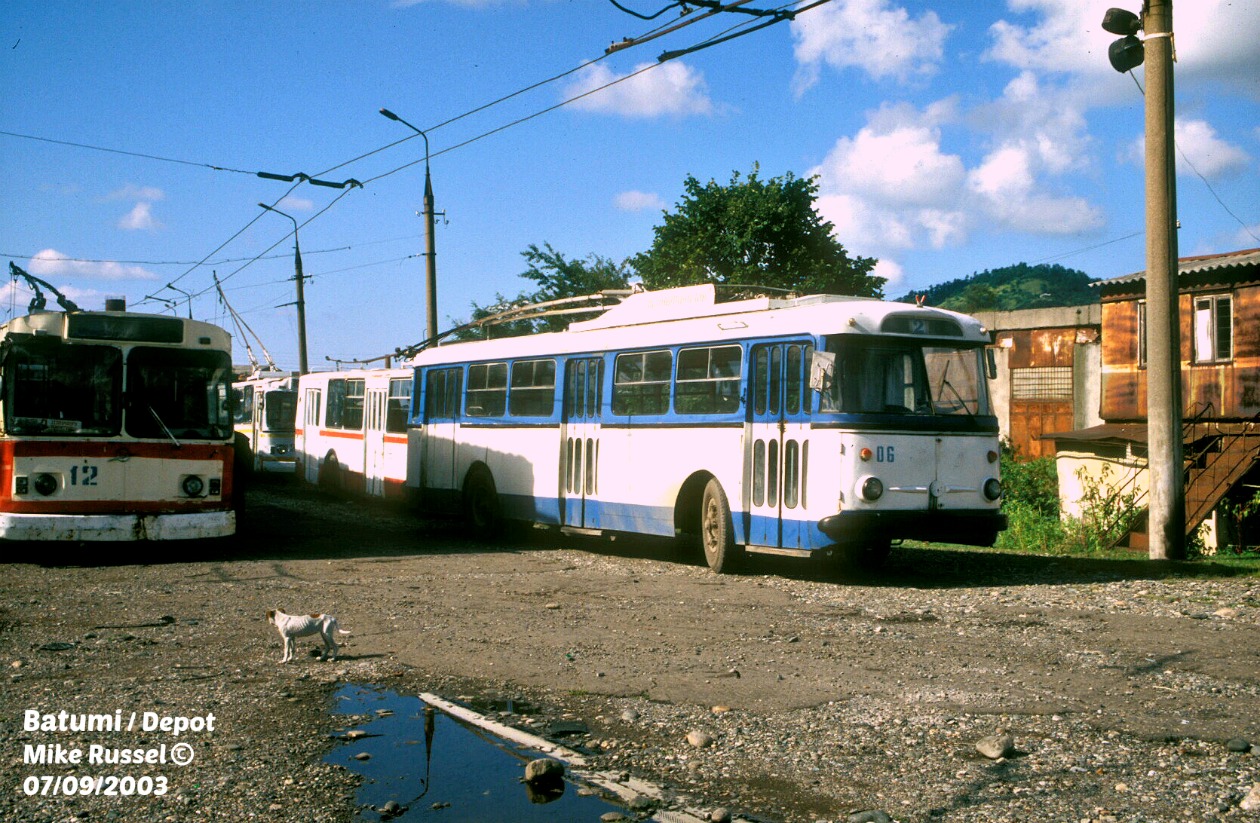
left=875, top=446, right=895, bottom=463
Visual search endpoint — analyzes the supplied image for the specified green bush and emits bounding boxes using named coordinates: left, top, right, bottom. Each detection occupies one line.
left=999, top=443, right=1059, bottom=517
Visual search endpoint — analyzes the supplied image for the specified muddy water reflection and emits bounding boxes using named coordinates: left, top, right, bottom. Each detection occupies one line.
left=327, top=684, right=629, bottom=821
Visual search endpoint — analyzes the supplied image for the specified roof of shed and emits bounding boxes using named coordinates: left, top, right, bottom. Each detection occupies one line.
left=1093, top=248, right=1260, bottom=293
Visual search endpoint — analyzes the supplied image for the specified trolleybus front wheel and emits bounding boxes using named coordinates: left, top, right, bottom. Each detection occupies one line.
left=700, top=478, right=740, bottom=573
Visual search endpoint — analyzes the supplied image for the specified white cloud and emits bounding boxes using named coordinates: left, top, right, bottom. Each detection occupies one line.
left=967, top=144, right=1103, bottom=233
left=872, top=257, right=904, bottom=285
left=277, top=195, right=316, bottom=212
left=107, top=184, right=165, bottom=202
left=1234, top=224, right=1260, bottom=247
left=810, top=104, right=968, bottom=256
left=614, top=190, right=665, bottom=212
left=811, top=90, right=1105, bottom=262
left=27, top=249, right=157, bottom=281
left=814, top=117, right=966, bottom=207
left=1, top=277, right=118, bottom=312
left=562, top=61, right=716, bottom=118
left=118, top=202, right=159, bottom=231
left=790, top=0, right=952, bottom=93
left=985, top=0, right=1260, bottom=91
left=1128, top=118, right=1251, bottom=179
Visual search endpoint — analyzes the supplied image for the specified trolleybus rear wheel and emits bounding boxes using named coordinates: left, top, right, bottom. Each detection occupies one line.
left=318, top=452, right=341, bottom=493
left=700, top=478, right=739, bottom=573
left=464, top=468, right=502, bottom=540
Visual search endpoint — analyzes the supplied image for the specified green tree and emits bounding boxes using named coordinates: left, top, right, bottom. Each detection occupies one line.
left=901, top=263, right=1096, bottom=311
left=455, top=243, right=632, bottom=340
left=630, top=166, right=883, bottom=298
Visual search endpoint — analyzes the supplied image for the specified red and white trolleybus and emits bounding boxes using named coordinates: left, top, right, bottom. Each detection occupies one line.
left=0, top=308, right=237, bottom=541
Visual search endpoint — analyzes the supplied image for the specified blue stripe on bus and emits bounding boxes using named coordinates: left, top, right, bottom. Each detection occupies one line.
left=494, top=493, right=836, bottom=552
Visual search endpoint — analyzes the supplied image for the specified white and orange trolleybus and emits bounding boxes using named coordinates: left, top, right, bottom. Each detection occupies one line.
left=0, top=308, right=237, bottom=540
left=233, top=372, right=298, bottom=474
left=294, top=368, right=413, bottom=499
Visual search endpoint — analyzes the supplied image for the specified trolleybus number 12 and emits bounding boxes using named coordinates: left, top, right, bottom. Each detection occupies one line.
left=69, top=465, right=100, bottom=486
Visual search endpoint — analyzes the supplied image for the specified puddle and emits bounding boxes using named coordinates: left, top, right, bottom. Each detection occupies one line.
left=326, top=684, right=639, bottom=821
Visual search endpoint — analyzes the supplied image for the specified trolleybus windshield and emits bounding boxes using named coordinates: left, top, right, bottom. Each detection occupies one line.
left=819, top=336, right=988, bottom=417
left=124, top=348, right=234, bottom=440
left=2, top=337, right=123, bottom=436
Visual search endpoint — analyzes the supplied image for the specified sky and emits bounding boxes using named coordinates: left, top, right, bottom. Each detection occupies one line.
left=2, top=0, right=1257, bottom=372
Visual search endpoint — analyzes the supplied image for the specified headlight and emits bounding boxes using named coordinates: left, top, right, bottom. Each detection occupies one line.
left=33, top=473, right=59, bottom=496
left=983, top=478, right=1002, bottom=501
left=181, top=475, right=206, bottom=497
left=859, top=476, right=884, bottom=502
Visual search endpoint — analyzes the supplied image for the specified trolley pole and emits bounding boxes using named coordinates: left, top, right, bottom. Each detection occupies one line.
left=1143, top=0, right=1184, bottom=560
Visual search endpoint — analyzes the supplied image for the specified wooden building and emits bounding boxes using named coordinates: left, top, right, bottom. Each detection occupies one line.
left=1051, top=248, right=1260, bottom=551
left=973, top=305, right=1102, bottom=460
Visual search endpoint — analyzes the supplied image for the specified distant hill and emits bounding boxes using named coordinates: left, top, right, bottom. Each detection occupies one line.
left=896, top=263, right=1098, bottom=312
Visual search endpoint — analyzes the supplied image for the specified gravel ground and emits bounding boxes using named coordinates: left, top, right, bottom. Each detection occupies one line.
left=2, top=480, right=1258, bottom=823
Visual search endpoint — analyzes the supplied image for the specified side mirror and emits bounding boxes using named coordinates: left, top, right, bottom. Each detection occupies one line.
left=986, top=348, right=998, bottom=380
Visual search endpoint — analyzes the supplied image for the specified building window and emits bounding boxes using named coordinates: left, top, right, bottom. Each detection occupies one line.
left=1137, top=300, right=1147, bottom=368
left=1193, top=294, right=1232, bottom=364
left=1011, top=367, right=1072, bottom=401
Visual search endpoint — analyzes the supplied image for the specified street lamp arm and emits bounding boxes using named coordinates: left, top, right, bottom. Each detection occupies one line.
left=379, top=107, right=430, bottom=161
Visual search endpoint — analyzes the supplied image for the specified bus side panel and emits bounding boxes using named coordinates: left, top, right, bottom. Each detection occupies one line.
left=596, top=425, right=745, bottom=541
left=456, top=425, right=562, bottom=524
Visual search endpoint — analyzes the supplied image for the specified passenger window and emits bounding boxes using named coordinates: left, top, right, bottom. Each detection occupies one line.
left=386, top=378, right=411, bottom=433
left=675, top=345, right=742, bottom=414
left=510, top=359, right=556, bottom=417
left=466, top=362, right=507, bottom=417
left=612, top=350, right=672, bottom=416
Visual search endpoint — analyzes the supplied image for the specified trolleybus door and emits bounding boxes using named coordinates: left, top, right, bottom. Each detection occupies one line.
left=561, top=358, right=602, bottom=529
left=364, top=386, right=387, bottom=497
left=422, top=368, right=461, bottom=494
left=747, top=342, right=812, bottom=549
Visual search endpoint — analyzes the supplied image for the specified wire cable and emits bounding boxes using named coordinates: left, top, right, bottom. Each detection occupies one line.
left=1126, top=71, right=1258, bottom=244
left=0, top=129, right=257, bottom=175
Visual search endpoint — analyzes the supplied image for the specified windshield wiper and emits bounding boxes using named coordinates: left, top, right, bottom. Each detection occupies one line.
left=148, top=406, right=182, bottom=448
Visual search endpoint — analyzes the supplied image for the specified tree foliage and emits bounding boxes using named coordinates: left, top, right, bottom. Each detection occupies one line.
left=453, top=243, right=631, bottom=340
left=630, top=167, right=883, bottom=299
left=899, top=263, right=1097, bottom=312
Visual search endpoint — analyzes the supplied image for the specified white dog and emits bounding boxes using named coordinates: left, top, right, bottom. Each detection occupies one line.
left=267, top=609, right=349, bottom=664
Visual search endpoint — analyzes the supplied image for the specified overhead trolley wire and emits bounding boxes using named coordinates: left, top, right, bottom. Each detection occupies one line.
left=1, top=129, right=261, bottom=176
left=20, top=2, right=827, bottom=314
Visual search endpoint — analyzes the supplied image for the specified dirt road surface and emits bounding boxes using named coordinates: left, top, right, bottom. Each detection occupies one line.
left=3, top=478, right=1259, bottom=822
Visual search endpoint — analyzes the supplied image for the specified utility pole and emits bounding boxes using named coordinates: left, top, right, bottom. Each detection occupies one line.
left=380, top=108, right=439, bottom=342
left=258, top=204, right=310, bottom=375
left=1142, top=0, right=1184, bottom=560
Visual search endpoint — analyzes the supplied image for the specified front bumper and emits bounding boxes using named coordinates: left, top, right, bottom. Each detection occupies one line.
left=818, top=509, right=1007, bottom=548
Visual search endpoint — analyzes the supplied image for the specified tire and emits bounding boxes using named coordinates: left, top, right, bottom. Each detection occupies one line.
left=464, top=468, right=502, bottom=540
left=700, top=478, right=739, bottom=573
left=318, top=452, right=340, bottom=493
